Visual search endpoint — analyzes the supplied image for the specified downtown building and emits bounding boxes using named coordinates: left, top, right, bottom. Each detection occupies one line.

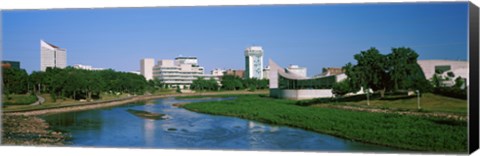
left=268, top=59, right=353, bottom=100
left=245, top=46, right=264, bottom=79
left=140, top=56, right=219, bottom=88
left=40, top=40, right=67, bottom=71
left=417, top=60, right=469, bottom=87
left=72, top=64, right=105, bottom=71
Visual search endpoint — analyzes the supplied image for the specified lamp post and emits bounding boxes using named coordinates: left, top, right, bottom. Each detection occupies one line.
left=416, top=90, right=421, bottom=110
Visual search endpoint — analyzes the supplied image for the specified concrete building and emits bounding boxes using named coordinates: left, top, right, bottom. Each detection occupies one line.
left=224, top=69, right=245, bottom=78
left=140, top=58, right=155, bottom=80
left=286, top=65, right=307, bottom=78
left=314, top=67, right=345, bottom=78
left=417, top=60, right=469, bottom=86
left=263, top=66, right=270, bottom=80
left=152, top=56, right=218, bottom=88
left=1, top=60, right=20, bottom=69
left=245, top=46, right=264, bottom=79
left=40, top=40, right=67, bottom=71
left=269, top=59, right=348, bottom=100
left=73, top=64, right=104, bottom=70
left=211, top=68, right=225, bottom=76
left=129, top=71, right=141, bottom=75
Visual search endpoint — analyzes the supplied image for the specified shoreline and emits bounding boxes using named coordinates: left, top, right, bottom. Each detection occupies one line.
left=2, top=90, right=267, bottom=116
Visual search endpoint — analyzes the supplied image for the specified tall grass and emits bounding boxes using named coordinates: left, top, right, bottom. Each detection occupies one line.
left=183, top=94, right=467, bottom=152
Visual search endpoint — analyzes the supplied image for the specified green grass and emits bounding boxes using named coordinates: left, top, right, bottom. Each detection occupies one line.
left=3, top=92, right=140, bottom=112
left=336, top=93, right=467, bottom=115
left=2, top=94, right=38, bottom=106
left=182, top=94, right=467, bottom=152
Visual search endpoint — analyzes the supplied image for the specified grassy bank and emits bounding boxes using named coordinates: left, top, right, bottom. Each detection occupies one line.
left=182, top=94, right=467, bottom=152
left=333, top=93, right=467, bottom=115
left=2, top=94, right=38, bottom=106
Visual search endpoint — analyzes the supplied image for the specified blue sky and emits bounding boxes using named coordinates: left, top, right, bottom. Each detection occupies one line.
left=2, top=2, right=469, bottom=76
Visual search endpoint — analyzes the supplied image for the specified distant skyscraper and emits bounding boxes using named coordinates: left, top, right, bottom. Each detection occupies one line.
left=40, top=40, right=67, bottom=71
left=140, top=58, right=155, bottom=80
left=245, top=46, right=264, bottom=79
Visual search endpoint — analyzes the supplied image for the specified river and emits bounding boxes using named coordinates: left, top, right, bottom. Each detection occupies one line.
left=42, top=97, right=398, bottom=152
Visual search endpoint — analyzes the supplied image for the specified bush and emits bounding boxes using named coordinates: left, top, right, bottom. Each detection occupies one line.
left=433, top=87, right=467, bottom=100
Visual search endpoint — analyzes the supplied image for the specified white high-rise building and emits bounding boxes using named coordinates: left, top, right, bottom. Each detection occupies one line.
left=40, top=40, right=67, bottom=71
left=140, top=58, right=155, bottom=80
left=245, top=46, right=264, bottom=79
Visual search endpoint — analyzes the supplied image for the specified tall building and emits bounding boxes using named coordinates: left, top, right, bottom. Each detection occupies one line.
left=245, top=46, right=264, bottom=79
left=40, top=40, right=67, bottom=71
left=151, top=56, right=218, bottom=88
left=140, top=58, right=155, bottom=80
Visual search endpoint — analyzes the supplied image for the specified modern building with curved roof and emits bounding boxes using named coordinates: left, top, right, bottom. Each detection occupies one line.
left=269, top=59, right=346, bottom=100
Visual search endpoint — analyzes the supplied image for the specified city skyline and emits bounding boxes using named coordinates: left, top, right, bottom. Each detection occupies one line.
left=2, top=2, right=469, bottom=76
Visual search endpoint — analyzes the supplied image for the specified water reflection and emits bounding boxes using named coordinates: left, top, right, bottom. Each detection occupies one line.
left=143, top=104, right=156, bottom=147
left=42, top=97, right=398, bottom=152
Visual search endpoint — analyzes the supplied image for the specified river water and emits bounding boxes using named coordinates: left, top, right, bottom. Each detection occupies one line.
left=42, top=97, right=397, bottom=152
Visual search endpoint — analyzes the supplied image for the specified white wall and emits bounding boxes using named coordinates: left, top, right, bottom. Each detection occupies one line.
left=270, top=89, right=334, bottom=100
left=140, top=58, right=154, bottom=80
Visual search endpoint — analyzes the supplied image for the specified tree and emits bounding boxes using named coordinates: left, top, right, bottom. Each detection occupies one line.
left=2, top=67, right=29, bottom=96
left=454, top=76, right=465, bottom=89
left=387, top=47, right=430, bottom=92
left=354, top=47, right=389, bottom=97
left=221, top=75, right=244, bottom=90
left=332, top=80, right=353, bottom=97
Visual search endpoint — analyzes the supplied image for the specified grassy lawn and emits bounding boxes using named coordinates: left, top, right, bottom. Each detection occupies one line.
left=2, top=94, right=38, bottom=106
left=182, top=94, right=467, bottom=152
left=3, top=92, right=144, bottom=112
left=326, top=93, right=467, bottom=115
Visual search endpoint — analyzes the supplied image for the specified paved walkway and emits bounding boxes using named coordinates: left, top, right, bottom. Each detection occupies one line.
left=29, top=94, right=45, bottom=106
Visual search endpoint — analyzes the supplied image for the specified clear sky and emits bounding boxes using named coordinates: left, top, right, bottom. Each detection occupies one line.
left=2, top=2, right=469, bottom=76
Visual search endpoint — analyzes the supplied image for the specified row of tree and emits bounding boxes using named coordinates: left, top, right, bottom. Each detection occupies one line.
left=2, top=67, right=150, bottom=101
left=332, top=47, right=431, bottom=98
left=190, top=75, right=269, bottom=91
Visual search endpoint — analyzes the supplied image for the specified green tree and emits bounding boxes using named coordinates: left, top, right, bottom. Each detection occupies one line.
left=332, top=80, right=352, bottom=97
left=353, top=47, right=389, bottom=97
left=387, top=47, right=430, bottom=92
left=2, top=67, right=29, bottom=95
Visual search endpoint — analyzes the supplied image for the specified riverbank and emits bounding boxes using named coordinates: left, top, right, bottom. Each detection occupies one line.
left=1, top=115, right=67, bottom=145
left=182, top=94, right=467, bottom=152
left=2, top=90, right=267, bottom=116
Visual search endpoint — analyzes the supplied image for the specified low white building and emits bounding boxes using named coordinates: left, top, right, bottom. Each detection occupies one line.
left=151, top=56, right=219, bottom=88
left=211, top=68, right=225, bottom=76
left=417, top=60, right=468, bottom=86
left=286, top=64, right=307, bottom=78
left=263, top=66, right=270, bottom=80
left=73, top=64, right=104, bottom=70
left=269, top=59, right=347, bottom=100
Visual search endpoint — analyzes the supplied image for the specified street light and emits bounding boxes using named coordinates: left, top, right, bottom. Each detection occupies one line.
left=416, top=90, right=421, bottom=110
